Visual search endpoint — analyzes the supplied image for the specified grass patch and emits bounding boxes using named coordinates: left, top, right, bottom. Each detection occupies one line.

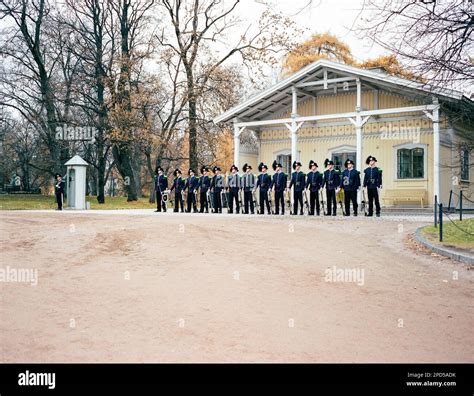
left=0, top=194, right=158, bottom=210
left=421, top=218, right=474, bottom=251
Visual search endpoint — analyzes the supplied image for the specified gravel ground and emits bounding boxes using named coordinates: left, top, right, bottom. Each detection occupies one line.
left=0, top=211, right=473, bottom=362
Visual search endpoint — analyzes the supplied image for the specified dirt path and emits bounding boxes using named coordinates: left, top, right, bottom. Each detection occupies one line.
left=0, top=212, right=472, bottom=362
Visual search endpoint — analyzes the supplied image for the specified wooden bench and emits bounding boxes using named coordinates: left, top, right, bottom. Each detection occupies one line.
left=382, top=189, right=427, bottom=208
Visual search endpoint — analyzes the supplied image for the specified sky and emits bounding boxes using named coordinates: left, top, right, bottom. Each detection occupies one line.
left=238, top=0, right=386, bottom=62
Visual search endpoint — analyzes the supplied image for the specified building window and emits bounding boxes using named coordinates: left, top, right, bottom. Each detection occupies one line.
left=397, top=147, right=424, bottom=179
left=276, top=154, right=291, bottom=175
left=332, top=152, right=356, bottom=172
left=461, top=147, right=470, bottom=181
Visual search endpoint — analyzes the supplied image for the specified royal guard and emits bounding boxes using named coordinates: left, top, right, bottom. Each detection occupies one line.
left=306, top=160, right=323, bottom=216
left=363, top=155, right=383, bottom=217
left=227, top=165, right=241, bottom=214
left=271, top=160, right=287, bottom=215
left=255, top=162, right=272, bottom=214
left=170, top=169, right=185, bottom=213
left=340, top=159, right=361, bottom=216
left=54, top=173, right=65, bottom=211
left=199, top=166, right=211, bottom=213
left=154, top=166, right=168, bottom=212
left=323, top=159, right=340, bottom=216
left=241, top=163, right=256, bottom=214
left=210, top=166, right=224, bottom=213
left=289, top=161, right=305, bottom=215
left=185, top=168, right=199, bottom=213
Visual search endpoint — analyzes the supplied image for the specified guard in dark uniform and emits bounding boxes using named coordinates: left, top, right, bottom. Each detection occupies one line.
left=363, top=155, right=383, bottom=217
left=199, top=166, right=211, bottom=213
left=256, top=162, right=272, bottom=214
left=185, top=168, right=199, bottom=213
left=54, top=173, right=65, bottom=210
left=170, top=169, right=185, bottom=213
left=154, top=166, right=168, bottom=212
left=210, top=166, right=224, bottom=213
left=323, top=159, right=340, bottom=216
left=271, top=160, right=287, bottom=215
left=241, top=163, right=256, bottom=214
left=306, top=160, right=323, bottom=216
left=227, top=165, right=241, bottom=214
left=289, top=161, right=305, bottom=215
left=340, top=159, right=361, bottom=216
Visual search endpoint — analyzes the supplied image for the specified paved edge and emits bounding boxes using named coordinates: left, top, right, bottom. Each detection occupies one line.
left=414, top=226, right=474, bottom=265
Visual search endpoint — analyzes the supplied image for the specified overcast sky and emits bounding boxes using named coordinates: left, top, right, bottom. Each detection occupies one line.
left=238, top=0, right=385, bottom=62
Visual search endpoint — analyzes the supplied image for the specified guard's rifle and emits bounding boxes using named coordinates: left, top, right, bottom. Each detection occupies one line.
left=303, top=188, right=310, bottom=215
left=206, top=189, right=213, bottom=212
left=192, top=186, right=198, bottom=211
left=252, top=188, right=259, bottom=214
left=320, top=188, right=325, bottom=214
left=286, top=183, right=292, bottom=215
left=181, top=188, right=186, bottom=212
left=238, top=186, right=243, bottom=213
left=268, top=188, right=274, bottom=214
left=362, top=188, right=368, bottom=216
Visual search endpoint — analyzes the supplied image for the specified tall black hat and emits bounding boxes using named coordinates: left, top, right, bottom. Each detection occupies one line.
left=324, top=158, right=334, bottom=167
left=188, top=168, right=195, bottom=175
left=201, top=165, right=209, bottom=174
left=230, top=164, right=239, bottom=172
left=54, top=173, right=62, bottom=179
left=292, top=161, right=302, bottom=170
left=309, top=160, right=318, bottom=169
left=213, top=166, right=221, bottom=173
left=366, top=155, right=377, bottom=165
left=272, top=160, right=282, bottom=171
left=155, top=166, right=164, bottom=174
left=242, top=163, right=252, bottom=172
left=258, top=162, right=268, bottom=172
left=344, top=159, right=355, bottom=168
left=173, top=168, right=182, bottom=177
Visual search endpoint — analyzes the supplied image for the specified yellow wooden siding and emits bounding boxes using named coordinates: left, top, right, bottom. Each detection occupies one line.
left=272, top=91, right=423, bottom=121
left=239, top=153, right=259, bottom=172
left=258, top=118, right=443, bottom=205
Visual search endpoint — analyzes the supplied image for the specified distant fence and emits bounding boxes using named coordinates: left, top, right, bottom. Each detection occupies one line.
left=434, top=192, right=473, bottom=242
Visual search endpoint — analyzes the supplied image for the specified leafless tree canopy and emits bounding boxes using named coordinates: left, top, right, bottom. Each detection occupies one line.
left=357, top=0, right=474, bottom=91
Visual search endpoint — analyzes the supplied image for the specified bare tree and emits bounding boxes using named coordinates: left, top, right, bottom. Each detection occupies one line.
left=157, top=0, right=299, bottom=171
left=58, top=0, right=116, bottom=203
left=357, top=0, right=474, bottom=90
left=0, top=0, right=64, bottom=174
left=107, top=0, right=155, bottom=201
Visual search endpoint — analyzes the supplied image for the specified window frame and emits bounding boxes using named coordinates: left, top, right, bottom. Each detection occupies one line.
left=393, top=142, right=428, bottom=181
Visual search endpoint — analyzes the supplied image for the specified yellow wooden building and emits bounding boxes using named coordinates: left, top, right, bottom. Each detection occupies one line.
left=214, top=60, right=474, bottom=208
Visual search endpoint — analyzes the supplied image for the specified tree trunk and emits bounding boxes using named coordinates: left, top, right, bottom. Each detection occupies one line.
left=113, top=144, right=138, bottom=201
left=146, top=151, right=156, bottom=203
left=186, top=69, right=198, bottom=171
left=97, top=151, right=106, bottom=204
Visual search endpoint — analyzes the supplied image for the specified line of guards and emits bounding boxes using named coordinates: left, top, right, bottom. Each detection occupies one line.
left=154, top=155, right=383, bottom=217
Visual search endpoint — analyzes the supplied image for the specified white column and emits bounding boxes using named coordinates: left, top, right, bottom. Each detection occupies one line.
left=432, top=97, right=440, bottom=202
left=233, top=120, right=240, bottom=168
left=356, top=79, right=362, bottom=204
left=356, top=115, right=362, bottom=179
left=291, top=86, right=298, bottom=169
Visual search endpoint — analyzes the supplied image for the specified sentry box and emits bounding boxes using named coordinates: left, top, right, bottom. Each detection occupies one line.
left=64, top=155, right=88, bottom=210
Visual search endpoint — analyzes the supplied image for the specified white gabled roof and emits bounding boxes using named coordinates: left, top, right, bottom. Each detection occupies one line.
left=65, top=155, right=88, bottom=166
left=214, top=59, right=470, bottom=124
